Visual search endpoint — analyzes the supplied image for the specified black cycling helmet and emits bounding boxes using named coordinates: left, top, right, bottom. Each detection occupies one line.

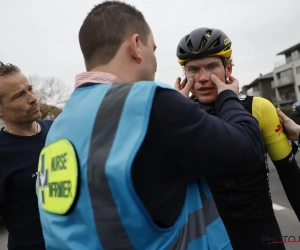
left=177, top=27, right=232, bottom=66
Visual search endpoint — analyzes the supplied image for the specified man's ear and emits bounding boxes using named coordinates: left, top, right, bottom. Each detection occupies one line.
left=0, top=104, right=4, bottom=118
left=226, top=63, right=233, bottom=77
left=129, top=34, right=142, bottom=63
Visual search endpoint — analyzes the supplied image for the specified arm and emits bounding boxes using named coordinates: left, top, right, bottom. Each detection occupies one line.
left=277, top=108, right=300, bottom=141
left=255, top=97, right=300, bottom=221
left=152, top=88, right=265, bottom=176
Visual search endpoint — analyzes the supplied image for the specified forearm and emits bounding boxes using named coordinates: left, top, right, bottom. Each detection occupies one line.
left=291, top=124, right=300, bottom=141
left=274, top=155, right=300, bottom=222
left=277, top=108, right=300, bottom=141
left=159, top=90, right=264, bottom=176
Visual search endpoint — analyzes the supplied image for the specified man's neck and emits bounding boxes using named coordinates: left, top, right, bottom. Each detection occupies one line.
left=196, top=99, right=216, bottom=106
left=89, top=59, right=135, bottom=83
left=4, top=121, right=40, bottom=136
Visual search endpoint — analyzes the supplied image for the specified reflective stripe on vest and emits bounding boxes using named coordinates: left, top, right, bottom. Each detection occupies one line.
left=38, top=81, right=232, bottom=250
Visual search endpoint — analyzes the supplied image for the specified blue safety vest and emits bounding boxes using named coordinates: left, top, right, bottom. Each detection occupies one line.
left=37, top=81, right=232, bottom=250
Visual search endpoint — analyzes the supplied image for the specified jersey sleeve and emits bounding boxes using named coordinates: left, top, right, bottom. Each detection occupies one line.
left=252, top=97, right=300, bottom=221
left=252, top=97, right=291, bottom=161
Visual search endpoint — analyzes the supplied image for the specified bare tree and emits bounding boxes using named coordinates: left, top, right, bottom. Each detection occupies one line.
left=28, top=75, right=72, bottom=119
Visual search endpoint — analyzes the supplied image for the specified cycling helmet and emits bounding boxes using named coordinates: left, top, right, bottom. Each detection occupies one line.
left=177, top=27, right=232, bottom=66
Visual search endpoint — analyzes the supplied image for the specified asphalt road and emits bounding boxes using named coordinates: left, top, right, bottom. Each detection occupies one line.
left=0, top=155, right=299, bottom=250
left=267, top=153, right=300, bottom=250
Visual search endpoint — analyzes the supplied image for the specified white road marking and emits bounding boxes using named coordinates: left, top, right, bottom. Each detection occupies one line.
left=273, top=203, right=286, bottom=211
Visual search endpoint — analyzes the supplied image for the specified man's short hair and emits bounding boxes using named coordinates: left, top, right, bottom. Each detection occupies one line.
left=79, top=0, right=150, bottom=70
left=0, top=62, right=21, bottom=103
left=0, top=62, right=20, bottom=77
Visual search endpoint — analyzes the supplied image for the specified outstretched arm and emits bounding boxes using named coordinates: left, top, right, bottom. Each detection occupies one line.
left=153, top=87, right=265, bottom=177
left=257, top=98, right=300, bottom=221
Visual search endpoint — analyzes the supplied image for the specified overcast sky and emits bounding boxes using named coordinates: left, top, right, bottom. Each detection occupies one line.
left=1, top=0, right=300, bottom=90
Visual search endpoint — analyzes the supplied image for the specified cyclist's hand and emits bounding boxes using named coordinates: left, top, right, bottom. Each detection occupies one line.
left=277, top=108, right=300, bottom=141
left=174, top=77, right=195, bottom=99
left=211, top=74, right=239, bottom=96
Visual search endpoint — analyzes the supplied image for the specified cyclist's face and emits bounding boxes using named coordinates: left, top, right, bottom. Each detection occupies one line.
left=184, top=57, right=231, bottom=103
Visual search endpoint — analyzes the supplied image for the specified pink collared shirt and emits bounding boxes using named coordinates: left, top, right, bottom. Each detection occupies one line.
left=75, top=72, right=123, bottom=89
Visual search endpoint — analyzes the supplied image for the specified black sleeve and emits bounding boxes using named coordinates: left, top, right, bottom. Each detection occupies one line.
left=274, top=152, right=300, bottom=222
left=152, top=88, right=265, bottom=177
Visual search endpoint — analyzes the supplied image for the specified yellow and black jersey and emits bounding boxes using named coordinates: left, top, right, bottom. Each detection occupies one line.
left=239, top=95, right=291, bottom=162
left=201, top=94, right=300, bottom=224
left=239, top=94, right=300, bottom=221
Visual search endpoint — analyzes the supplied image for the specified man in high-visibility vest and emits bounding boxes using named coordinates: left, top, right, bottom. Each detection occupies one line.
left=36, top=1, right=265, bottom=249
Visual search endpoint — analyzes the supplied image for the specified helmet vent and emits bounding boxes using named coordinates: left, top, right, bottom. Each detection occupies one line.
left=209, top=38, right=221, bottom=49
left=223, top=45, right=231, bottom=51
left=179, top=47, right=187, bottom=55
left=200, top=37, right=207, bottom=49
left=187, top=40, right=195, bottom=51
left=206, top=29, right=212, bottom=37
